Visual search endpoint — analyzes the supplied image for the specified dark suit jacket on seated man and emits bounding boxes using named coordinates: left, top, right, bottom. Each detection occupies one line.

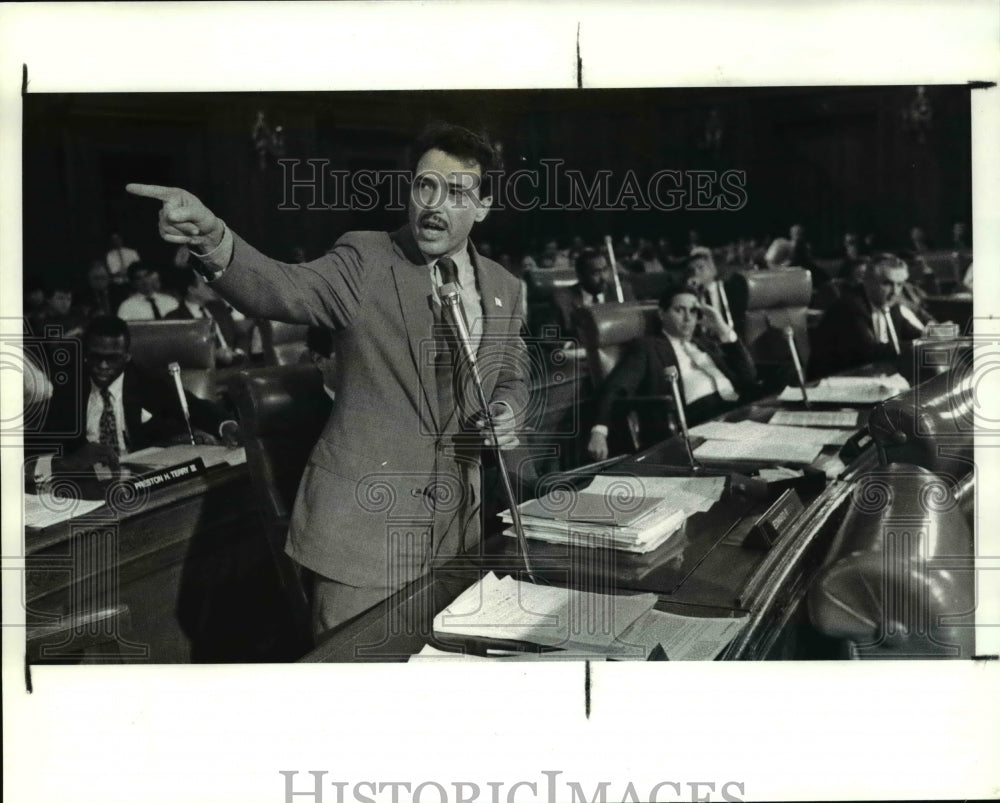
left=549, top=247, right=636, bottom=344
left=28, top=315, right=239, bottom=481
left=587, top=283, right=757, bottom=461
left=165, top=267, right=250, bottom=366
left=810, top=253, right=926, bottom=380
left=128, top=123, right=528, bottom=637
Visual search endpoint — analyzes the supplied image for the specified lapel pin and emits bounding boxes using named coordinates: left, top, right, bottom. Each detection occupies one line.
left=495, top=297, right=503, bottom=308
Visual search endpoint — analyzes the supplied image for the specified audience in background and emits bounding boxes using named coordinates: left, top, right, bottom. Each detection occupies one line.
left=77, top=260, right=128, bottom=320
left=304, top=326, right=337, bottom=401
left=810, top=253, right=926, bottom=379
left=165, top=268, right=248, bottom=367
left=549, top=248, right=635, bottom=344
left=105, top=231, right=141, bottom=284
left=685, top=248, right=734, bottom=328
left=38, top=280, right=87, bottom=339
left=116, top=262, right=180, bottom=321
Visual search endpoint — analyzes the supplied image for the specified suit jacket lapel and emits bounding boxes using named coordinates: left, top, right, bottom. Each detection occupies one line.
left=389, top=226, right=440, bottom=431
left=654, top=336, right=686, bottom=406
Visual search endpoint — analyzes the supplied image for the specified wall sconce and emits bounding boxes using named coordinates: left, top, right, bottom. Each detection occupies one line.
left=252, top=110, right=286, bottom=170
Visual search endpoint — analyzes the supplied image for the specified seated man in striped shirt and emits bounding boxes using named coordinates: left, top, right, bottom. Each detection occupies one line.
left=587, top=281, right=757, bottom=461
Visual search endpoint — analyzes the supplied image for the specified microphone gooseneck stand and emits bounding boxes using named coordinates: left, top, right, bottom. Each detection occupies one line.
left=167, top=361, right=197, bottom=445
left=439, top=284, right=537, bottom=584
left=664, top=365, right=701, bottom=473
left=783, top=325, right=810, bottom=408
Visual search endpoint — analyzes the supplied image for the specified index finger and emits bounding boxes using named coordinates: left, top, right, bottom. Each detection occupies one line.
left=126, top=183, right=178, bottom=201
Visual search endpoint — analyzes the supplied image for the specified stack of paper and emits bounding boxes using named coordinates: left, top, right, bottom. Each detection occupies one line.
left=690, top=420, right=855, bottom=446
left=769, top=410, right=860, bottom=428
left=24, top=493, right=107, bottom=530
left=431, top=572, right=746, bottom=660
left=777, top=374, right=910, bottom=404
left=500, top=474, right=726, bottom=553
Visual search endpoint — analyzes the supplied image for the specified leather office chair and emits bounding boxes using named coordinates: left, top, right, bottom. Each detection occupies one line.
left=867, top=367, right=974, bottom=481
left=232, top=363, right=334, bottom=653
left=575, top=301, right=665, bottom=452
left=523, top=267, right=578, bottom=337
left=627, top=271, right=677, bottom=302
left=727, top=267, right=812, bottom=390
left=128, top=319, right=216, bottom=372
left=258, top=320, right=310, bottom=366
left=808, top=463, right=974, bottom=659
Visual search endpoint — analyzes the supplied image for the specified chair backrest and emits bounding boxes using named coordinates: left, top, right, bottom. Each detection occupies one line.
left=727, top=267, right=812, bottom=369
left=626, top=271, right=678, bottom=302
left=128, top=319, right=215, bottom=372
left=575, top=301, right=660, bottom=384
left=807, top=463, right=974, bottom=658
left=523, top=267, right=578, bottom=336
left=232, top=363, right=333, bottom=523
left=258, top=320, right=310, bottom=366
left=867, top=365, right=974, bottom=479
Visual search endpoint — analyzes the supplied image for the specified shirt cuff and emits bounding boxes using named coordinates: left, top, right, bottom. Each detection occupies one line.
left=591, top=425, right=609, bottom=437
left=218, top=419, right=238, bottom=439
left=719, top=327, right=738, bottom=344
left=190, top=221, right=234, bottom=281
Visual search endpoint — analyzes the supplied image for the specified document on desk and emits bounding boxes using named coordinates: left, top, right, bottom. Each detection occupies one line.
left=690, top=420, right=855, bottom=446
left=768, top=410, right=860, bottom=428
left=693, top=438, right=821, bottom=464
left=24, top=493, right=106, bottom=530
left=433, top=572, right=658, bottom=652
left=614, top=608, right=748, bottom=661
left=777, top=374, right=910, bottom=404
left=123, top=444, right=247, bottom=470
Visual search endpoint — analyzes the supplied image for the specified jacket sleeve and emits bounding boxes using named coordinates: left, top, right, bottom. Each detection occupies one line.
left=209, top=231, right=373, bottom=329
left=593, top=339, right=653, bottom=428
left=718, top=339, right=758, bottom=395
left=488, top=280, right=529, bottom=420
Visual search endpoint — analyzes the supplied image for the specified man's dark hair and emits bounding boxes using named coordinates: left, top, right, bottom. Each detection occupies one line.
left=575, top=247, right=605, bottom=276
left=306, top=325, right=334, bottom=359
left=127, top=260, right=154, bottom=284
left=84, top=315, right=131, bottom=350
left=411, top=121, right=503, bottom=197
left=658, top=280, right=700, bottom=311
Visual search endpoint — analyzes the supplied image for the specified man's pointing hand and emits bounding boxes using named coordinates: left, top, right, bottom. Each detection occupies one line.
left=126, top=183, right=225, bottom=252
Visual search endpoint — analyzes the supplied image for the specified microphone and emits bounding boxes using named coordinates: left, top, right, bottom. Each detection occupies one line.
left=782, top=326, right=810, bottom=408
left=664, top=366, right=699, bottom=472
left=603, top=235, right=625, bottom=303
left=438, top=283, right=537, bottom=583
left=167, top=362, right=196, bottom=445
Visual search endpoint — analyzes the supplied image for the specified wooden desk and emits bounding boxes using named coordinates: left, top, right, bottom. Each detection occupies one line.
left=304, top=369, right=904, bottom=662
left=24, top=462, right=300, bottom=663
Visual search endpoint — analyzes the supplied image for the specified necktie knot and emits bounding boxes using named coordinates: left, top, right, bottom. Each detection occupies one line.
left=100, top=386, right=112, bottom=403
left=437, top=257, right=458, bottom=286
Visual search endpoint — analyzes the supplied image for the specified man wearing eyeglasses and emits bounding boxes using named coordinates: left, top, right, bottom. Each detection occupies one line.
left=587, top=282, right=757, bottom=461
left=28, top=315, right=239, bottom=480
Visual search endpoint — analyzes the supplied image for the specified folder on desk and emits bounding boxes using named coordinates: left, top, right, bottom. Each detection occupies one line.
left=777, top=374, right=910, bottom=404
left=499, top=475, right=726, bottom=553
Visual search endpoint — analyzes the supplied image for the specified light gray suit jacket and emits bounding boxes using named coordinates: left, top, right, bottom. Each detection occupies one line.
left=213, top=226, right=528, bottom=587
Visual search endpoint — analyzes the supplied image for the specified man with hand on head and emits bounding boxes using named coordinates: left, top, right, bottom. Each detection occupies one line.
left=810, top=253, right=926, bottom=379
left=27, top=316, right=240, bottom=482
left=127, top=122, right=527, bottom=637
left=587, top=281, right=757, bottom=462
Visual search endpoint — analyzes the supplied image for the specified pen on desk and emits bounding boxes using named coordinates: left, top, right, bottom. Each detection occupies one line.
left=167, top=362, right=196, bottom=445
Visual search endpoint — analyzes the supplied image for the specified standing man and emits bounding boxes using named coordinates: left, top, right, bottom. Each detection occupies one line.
left=128, top=123, right=527, bottom=636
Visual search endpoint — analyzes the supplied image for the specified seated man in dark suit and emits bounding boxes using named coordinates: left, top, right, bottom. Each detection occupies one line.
left=27, top=316, right=240, bottom=480
left=165, top=268, right=249, bottom=366
left=810, top=253, right=927, bottom=379
left=685, top=247, right=734, bottom=328
left=587, top=282, right=757, bottom=461
left=548, top=247, right=635, bottom=344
